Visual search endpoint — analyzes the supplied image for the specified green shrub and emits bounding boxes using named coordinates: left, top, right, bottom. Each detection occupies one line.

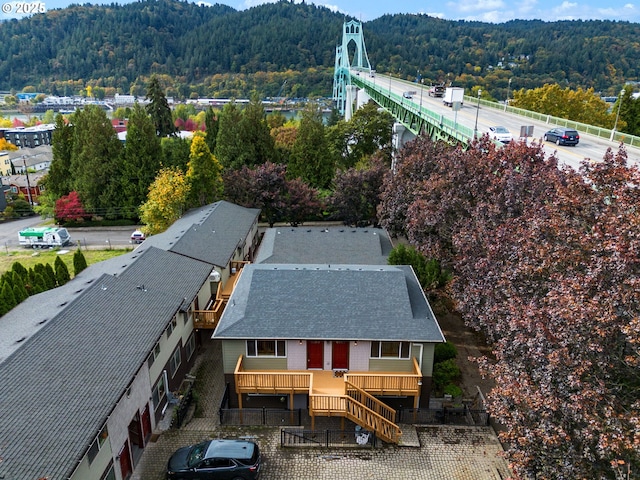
left=443, top=384, right=463, bottom=399
left=433, top=359, right=461, bottom=392
left=434, top=341, right=457, bottom=363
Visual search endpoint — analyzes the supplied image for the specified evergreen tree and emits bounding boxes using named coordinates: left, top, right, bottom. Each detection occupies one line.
left=289, top=103, right=334, bottom=189
left=122, top=103, right=162, bottom=217
left=11, top=261, right=28, bottom=282
left=161, top=137, right=191, bottom=172
left=204, top=107, right=219, bottom=154
left=30, top=272, right=46, bottom=295
left=44, top=263, right=57, bottom=290
left=145, top=75, right=175, bottom=137
left=0, top=281, right=17, bottom=315
left=239, top=92, right=276, bottom=167
left=55, top=256, right=71, bottom=286
left=70, top=105, right=124, bottom=218
left=214, top=102, right=244, bottom=170
left=73, top=250, right=88, bottom=276
left=11, top=272, right=29, bottom=303
left=186, top=134, right=223, bottom=207
left=47, top=113, right=75, bottom=198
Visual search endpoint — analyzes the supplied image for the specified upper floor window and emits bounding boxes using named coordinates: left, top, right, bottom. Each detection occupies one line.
left=370, top=341, right=410, bottom=359
left=246, top=340, right=286, bottom=357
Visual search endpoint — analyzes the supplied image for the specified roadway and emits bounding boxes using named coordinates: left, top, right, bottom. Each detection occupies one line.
left=363, top=72, right=640, bottom=170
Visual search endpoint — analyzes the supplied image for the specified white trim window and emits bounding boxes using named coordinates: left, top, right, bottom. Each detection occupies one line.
left=152, top=376, right=166, bottom=408
left=370, top=341, right=410, bottom=359
left=169, top=347, right=182, bottom=377
left=246, top=340, right=286, bottom=357
left=185, top=333, right=196, bottom=361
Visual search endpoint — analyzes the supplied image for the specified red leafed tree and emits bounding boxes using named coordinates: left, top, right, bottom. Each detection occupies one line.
left=379, top=136, right=640, bottom=477
left=55, top=191, right=89, bottom=222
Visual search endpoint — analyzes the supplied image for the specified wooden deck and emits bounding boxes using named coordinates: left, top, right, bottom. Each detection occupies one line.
left=193, top=261, right=249, bottom=330
left=233, top=355, right=420, bottom=443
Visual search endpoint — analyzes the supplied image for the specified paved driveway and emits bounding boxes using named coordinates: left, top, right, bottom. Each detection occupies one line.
left=132, top=341, right=511, bottom=480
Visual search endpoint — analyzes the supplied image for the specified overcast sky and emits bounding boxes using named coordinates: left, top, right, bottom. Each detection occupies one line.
left=2, top=0, right=639, bottom=23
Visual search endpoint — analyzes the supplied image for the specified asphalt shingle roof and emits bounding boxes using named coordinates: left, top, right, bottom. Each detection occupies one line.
left=142, top=201, right=260, bottom=267
left=213, top=264, right=444, bottom=343
left=255, top=227, right=393, bottom=265
left=0, top=247, right=213, bottom=480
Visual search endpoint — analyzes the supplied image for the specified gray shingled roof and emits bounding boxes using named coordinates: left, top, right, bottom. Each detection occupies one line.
left=0, top=247, right=213, bottom=480
left=255, top=227, right=393, bottom=265
left=141, top=201, right=260, bottom=267
left=213, top=264, right=444, bottom=343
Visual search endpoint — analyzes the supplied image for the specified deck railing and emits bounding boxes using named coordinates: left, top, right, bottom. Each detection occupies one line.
left=234, top=355, right=312, bottom=394
left=345, top=357, right=422, bottom=396
left=193, top=261, right=249, bottom=329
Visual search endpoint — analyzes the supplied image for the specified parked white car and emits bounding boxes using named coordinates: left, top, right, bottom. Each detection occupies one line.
left=130, top=230, right=146, bottom=244
left=488, top=126, right=513, bottom=144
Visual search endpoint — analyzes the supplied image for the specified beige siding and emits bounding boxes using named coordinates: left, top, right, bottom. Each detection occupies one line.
left=350, top=341, right=370, bottom=371
left=287, top=340, right=306, bottom=370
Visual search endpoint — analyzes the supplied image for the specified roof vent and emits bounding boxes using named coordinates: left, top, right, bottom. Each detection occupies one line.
left=38, top=319, right=48, bottom=325
left=15, top=337, right=26, bottom=344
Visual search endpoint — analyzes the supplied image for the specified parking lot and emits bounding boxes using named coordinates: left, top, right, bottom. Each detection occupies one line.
left=132, top=341, right=511, bottom=480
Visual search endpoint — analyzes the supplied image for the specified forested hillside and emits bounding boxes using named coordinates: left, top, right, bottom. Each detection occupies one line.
left=0, top=0, right=639, bottom=98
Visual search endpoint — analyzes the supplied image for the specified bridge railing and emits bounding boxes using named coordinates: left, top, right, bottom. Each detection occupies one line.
left=465, top=95, right=640, bottom=149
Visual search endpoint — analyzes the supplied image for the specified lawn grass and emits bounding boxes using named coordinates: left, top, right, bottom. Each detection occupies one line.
left=0, top=248, right=131, bottom=277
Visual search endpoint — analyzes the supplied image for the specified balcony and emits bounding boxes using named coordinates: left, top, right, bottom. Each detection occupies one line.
left=193, top=261, right=249, bottom=330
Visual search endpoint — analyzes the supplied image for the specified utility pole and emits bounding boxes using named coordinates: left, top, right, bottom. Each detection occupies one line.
left=22, top=155, right=33, bottom=206
left=610, top=89, right=625, bottom=142
left=474, top=89, right=482, bottom=139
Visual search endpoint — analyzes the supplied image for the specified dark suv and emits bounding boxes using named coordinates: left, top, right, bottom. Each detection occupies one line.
left=167, top=439, right=261, bottom=479
left=544, top=128, right=580, bottom=146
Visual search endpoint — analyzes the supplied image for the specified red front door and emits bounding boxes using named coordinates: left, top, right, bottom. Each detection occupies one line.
left=307, top=341, right=323, bottom=369
left=332, top=341, right=349, bottom=370
left=119, top=441, right=132, bottom=480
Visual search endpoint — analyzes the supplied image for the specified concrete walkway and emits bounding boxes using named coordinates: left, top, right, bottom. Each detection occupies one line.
left=132, top=340, right=511, bottom=480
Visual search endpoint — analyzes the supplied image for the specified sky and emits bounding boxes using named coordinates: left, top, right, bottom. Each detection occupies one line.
left=1, top=0, right=639, bottom=23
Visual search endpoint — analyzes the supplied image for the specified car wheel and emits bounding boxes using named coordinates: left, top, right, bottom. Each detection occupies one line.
left=543, top=135, right=548, bottom=141
left=556, top=138, right=561, bottom=145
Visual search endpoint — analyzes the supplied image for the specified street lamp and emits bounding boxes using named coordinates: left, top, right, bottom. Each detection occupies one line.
left=419, top=79, right=424, bottom=110
left=504, top=78, right=512, bottom=112
left=474, top=89, right=482, bottom=138
left=610, top=88, right=625, bottom=142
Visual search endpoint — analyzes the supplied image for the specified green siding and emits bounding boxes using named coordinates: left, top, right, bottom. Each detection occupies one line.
left=221, top=340, right=287, bottom=372
left=421, top=343, right=436, bottom=376
left=368, top=358, right=414, bottom=372
left=222, top=340, right=246, bottom=373
left=243, top=357, right=287, bottom=370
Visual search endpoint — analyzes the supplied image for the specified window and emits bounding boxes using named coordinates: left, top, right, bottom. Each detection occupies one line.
left=147, top=352, right=155, bottom=369
left=166, top=316, right=177, bottom=338
left=170, top=347, right=182, bottom=377
left=152, top=376, right=166, bottom=408
left=370, top=341, right=410, bottom=359
left=154, top=342, right=160, bottom=357
left=185, top=333, right=196, bottom=361
left=87, top=425, right=109, bottom=464
left=100, top=463, right=116, bottom=480
left=10, top=186, right=17, bottom=193
left=246, top=340, right=286, bottom=357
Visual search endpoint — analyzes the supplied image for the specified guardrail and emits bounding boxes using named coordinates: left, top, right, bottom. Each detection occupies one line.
left=465, top=95, right=640, bottom=148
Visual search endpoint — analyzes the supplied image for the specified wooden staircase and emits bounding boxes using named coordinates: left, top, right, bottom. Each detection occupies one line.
left=309, top=381, right=402, bottom=444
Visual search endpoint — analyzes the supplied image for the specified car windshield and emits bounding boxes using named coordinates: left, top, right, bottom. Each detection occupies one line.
left=187, top=441, right=210, bottom=468
left=493, top=126, right=509, bottom=133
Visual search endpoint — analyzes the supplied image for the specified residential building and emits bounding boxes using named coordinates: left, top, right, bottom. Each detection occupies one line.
left=3, top=124, right=55, bottom=148
left=8, top=145, right=53, bottom=174
left=2, top=171, right=46, bottom=204
left=0, top=201, right=261, bottom=480
left=215, top=226, right=445, bottom=443
left=213, top=262, right=445, bottom=443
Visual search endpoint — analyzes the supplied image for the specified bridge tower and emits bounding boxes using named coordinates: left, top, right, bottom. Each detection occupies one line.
left=333, top=20, right=372, bottom=116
